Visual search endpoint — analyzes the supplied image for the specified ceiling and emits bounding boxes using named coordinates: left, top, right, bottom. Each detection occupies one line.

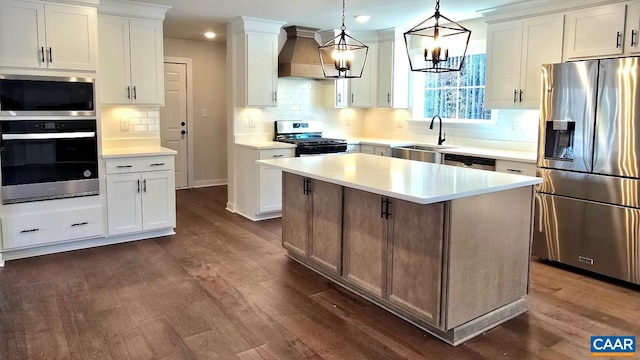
left=131, top=0, right=523, bottom=41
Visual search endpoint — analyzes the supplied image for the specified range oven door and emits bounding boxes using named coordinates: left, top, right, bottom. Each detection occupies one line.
left=0, top=119, right=99, bottom=204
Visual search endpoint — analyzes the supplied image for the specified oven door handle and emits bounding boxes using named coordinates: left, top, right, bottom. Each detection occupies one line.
left=2, top=132, right=96, bottom=140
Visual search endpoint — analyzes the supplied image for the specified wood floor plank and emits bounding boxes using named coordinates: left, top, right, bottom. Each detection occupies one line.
left=1, top=186, right=639, bottom=360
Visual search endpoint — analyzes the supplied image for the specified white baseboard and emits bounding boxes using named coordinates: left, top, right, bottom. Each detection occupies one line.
left=192, top=179, right=227, bottom=188
left=226, top=202, right=235, bottom=213
left=0, top=253, right=3, bottom=267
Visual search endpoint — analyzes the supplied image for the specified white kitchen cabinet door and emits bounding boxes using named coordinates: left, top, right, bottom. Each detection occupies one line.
left=44, top=3, right=97, bottom=71
left=98, top=16, right=131, bottom=104
left=106, top=173, right=143, bottom=235
left=350, top=43, right=376, bottom=108
left=377, top=39, right=409, bottom=109
left=485, top=20, right=523, bottom=108
left=129, top=19, right=164, bottom=104
left=625, top=2, right=640, bottom=54
left=246, top=33, right=278, bottom=107
left=0, top=0, right=45, bottom=68
left=564, top=3, right=626, bottom=60
left=258, top=165, right=284, bottom=213
left=519, top=14, right=564, bottom=108
left=141, top=171, right=175, bottom=231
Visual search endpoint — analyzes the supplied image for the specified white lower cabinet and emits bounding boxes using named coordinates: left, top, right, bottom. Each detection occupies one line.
left=105, top=155, right=176, bottom=236
left=235, top=145, right=296, bottom=220
left=361, top=144, right=390, bottom=156
left=2, top=206, right=103, bottom=250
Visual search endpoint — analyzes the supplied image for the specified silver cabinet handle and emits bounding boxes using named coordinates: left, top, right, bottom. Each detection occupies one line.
left=387, top=93, right=391, bottom=104
left=48, top=47, right=52, bottom=63
left=337, top=93, right=342, bottom=103
left=506, top=168, right=523, bottom=173
left=143, top=179, right=147, bottom=192
left=633, top=30, right=638, bottom=47
left=272, top=154, right=284, bottom=158
left=20, top=228, right=40, bottom=233
left=127, top=86, right=131, bottom=99
left=40, top=47, right=45, bottom=63
left=513, top=89, right=517, bottom=103
left=351, top=93, right=354, bottom=103
left=273, top=91, right=277, bottom=102
left=133, top=86, right=137, bottom=100
left=71, top=222, right=88, bottom=227
left=137, top=179, right=140, bottom=193
left=150, top=163, right=165, bottom=166
left=117, top=165, right=133, bottom=168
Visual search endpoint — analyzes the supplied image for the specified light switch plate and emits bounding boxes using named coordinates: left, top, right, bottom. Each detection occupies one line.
left=202, top=109, right=208, bottom=117
left=120, top=118, right=129, bottom=131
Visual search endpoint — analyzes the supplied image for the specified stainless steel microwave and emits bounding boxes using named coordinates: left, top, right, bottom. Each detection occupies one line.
left=0, top=75, right=95, bottom=116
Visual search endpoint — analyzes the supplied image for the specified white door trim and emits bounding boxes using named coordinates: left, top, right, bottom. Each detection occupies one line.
left=164, top=56, right=194, bottom=188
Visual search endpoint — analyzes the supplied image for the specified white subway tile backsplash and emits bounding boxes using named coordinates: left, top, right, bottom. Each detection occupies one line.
left=148, top=125, right=160, bottom=131
left=133, top=125, right=148, bottom=132
left=147, top=111, right=160, bottom=117
left=128, top=118, right=141, bottom=125
left=132, top=111, right=146, bottom=118
left=141, top=118, right=155, bottom=125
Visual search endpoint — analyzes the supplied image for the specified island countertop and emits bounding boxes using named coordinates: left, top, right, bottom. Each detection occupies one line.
left=258, top=153, right=542, bottom=204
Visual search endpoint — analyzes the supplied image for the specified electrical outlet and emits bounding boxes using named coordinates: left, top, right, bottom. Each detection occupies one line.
left=345, top=115, right=351, bottom=126
left=201, top=108, right=208, bottom=118
left=120, top=118, right=129, bottom=131
left=248, top=117, right=255, bottom=128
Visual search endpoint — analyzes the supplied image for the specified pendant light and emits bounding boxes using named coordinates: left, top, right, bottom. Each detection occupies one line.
left=404, top=0, right=471, bottom=73
left=318, top=0, right=369, bottom=78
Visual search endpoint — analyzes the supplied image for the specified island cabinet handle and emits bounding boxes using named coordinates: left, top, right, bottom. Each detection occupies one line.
left=272, top=154, right=284, bottom=158
left=303, top=178, right=310, bottom=195
left=380, top=198, right=391, bottom=219
left=506, top=168, right=522, bottom=173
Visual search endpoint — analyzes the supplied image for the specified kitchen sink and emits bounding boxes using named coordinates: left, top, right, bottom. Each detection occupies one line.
left=391, top=144, right=453, bottom=163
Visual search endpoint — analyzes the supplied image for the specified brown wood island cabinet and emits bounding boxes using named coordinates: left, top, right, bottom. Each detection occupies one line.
left=280, top=171, right=534, bottom=345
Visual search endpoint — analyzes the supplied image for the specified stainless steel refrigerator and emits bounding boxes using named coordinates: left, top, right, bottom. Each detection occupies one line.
left=534, top=58, right=640, bottom=285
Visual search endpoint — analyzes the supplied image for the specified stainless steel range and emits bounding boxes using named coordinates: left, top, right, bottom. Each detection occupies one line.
left=274, top=120, right=347, bottom=156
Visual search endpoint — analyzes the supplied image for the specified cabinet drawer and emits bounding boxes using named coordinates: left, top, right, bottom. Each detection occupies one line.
left=495, top=160, right=537, bottom=177
left=105, top=155, right=174, bottom=174
left=258, top=148, right=295, bottom=160
left=2, top=206, right=104, bottom=250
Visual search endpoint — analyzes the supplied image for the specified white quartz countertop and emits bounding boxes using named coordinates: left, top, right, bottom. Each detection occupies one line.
left=235, top=141, right=297, bottom=150
left=258, top=153, right=542, bottom=204
left=102, top=146, right=177, bottom=158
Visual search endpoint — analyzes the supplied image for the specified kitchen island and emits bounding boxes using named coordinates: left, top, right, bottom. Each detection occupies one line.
left=258, top=153, right=542, bottom=345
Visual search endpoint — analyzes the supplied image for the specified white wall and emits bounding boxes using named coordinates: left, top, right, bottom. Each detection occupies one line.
left=163, top=37, right=227, bottom=186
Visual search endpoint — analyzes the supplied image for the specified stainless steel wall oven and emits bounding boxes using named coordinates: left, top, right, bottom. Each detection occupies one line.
left=0, top=75, right=95, bottom=116
left=0, top=119, right=99, bottom=204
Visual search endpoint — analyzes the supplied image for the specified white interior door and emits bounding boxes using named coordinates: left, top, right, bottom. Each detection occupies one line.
left=160, top=62, right=188, bottom=188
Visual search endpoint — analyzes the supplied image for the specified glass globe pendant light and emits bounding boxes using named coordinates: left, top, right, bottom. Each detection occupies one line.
left=318, top=0, right=369, bottom=78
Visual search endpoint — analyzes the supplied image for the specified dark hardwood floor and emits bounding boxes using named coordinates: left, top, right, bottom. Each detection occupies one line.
left=1, top=186, right=639, bottom=359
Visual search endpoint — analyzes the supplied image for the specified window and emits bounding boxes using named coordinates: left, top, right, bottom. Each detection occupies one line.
left=411, top=53, right=491, bottom=121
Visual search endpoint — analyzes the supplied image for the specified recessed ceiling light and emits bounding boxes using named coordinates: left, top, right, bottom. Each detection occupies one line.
left=204, top=32, right=216, bottom=39
left=355, top=15, right=370, bottom=23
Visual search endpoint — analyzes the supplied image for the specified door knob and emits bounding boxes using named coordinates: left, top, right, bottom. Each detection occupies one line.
left=181, top=122, right=186, bottom=126
left=181, top=130, right=186, bottom=135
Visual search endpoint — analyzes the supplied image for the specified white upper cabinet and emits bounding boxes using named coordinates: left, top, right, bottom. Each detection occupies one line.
left=0, top=0, right=97, bottom=70
left=230, top=17, right=284, bottom=108
left=98, top=16, right=164, bottom=105
left=376, top=29, right=409, bottom=109
left=625, top=1, right=640, bottom=54
left=350, top=42, right=377, bottom=108
left=246, top=33, right=278, bottom=107
left=485, top=14, right=564, bottom=109
left=563, top=3, right=626, bottom=60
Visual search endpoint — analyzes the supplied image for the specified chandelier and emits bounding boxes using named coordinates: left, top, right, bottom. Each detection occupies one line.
left=404, top=0, right=471, bottom=73
left=318, top=0, right=369, bottom=78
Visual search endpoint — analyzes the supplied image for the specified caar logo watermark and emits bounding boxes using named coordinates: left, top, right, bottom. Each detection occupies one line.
left=591, top=336, right=636, bottom=357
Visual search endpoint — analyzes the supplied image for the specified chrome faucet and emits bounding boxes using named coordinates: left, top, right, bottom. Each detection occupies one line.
left=429, top=115, right=446, bottom=145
